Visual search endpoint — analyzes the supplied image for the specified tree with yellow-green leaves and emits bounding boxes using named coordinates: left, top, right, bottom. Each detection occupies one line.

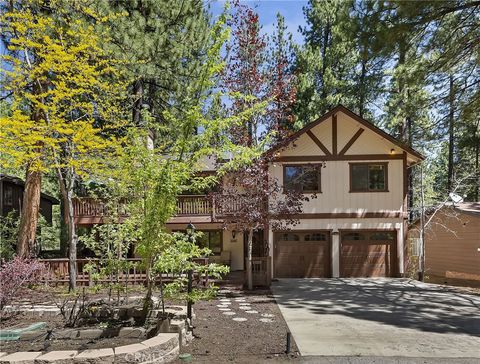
left=0, top=1, right=127, bottom=290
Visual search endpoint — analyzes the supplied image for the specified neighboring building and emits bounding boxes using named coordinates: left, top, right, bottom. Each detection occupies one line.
left=73, top=105, right=424, bottom=280
left=0, top=174, right=59, bottom=224
left=409, top=203, right=480, bottom=283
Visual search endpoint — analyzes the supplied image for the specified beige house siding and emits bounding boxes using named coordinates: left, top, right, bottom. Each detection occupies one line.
left=265, top=109, right=420, bottom=278
left=270, top=159, right=404, bottom=213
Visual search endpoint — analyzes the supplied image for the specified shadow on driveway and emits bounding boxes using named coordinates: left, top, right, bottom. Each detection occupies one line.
left=273, top=278, right=480, bottom=336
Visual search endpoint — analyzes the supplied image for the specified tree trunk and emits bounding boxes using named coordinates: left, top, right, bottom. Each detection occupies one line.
left=58, top=168, right=77, bottom=291
left=246, top=228, right=253, bottom=290
left=132, top=79, right=144, bottom=126
left=358, top=54, right=367, bottom=118
left=16, top=169, right=42, bottom=258
left=475, top=139, right=479, bottom=201
left=447, top=74, right=455, bottom=192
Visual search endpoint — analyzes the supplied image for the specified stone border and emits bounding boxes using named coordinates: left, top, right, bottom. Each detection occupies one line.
left=0, top=333, right=179, bottom=364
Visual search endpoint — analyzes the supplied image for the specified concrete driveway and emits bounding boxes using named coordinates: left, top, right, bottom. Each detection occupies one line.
left=272, top=278, right=480, bottom=358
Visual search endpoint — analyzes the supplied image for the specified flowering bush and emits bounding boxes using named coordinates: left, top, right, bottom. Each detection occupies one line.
left=0, top=256, right=46, bottom=310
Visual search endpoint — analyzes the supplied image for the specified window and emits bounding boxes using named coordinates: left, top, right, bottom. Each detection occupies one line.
left=198, top=230, right=222, bottom=255
left=350, top=163, right=388, bottom=192
left=370, top=232, right=396, bottom=241
left=284, top=164, right=321, bottom=193
left=342, top=232, right=366, bottom=241
left=281, top=233, right=300, bottom=241
left=304, top=233, right=327, bottom=241
left=3, top=185, right=13, bottom=206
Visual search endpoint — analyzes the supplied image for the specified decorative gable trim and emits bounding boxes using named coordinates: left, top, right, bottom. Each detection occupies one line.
left=267, top=105, right=424, bottom=162
left=339, top=128, right=365, bottom=156
left=306, top=130, right=331, bottom=156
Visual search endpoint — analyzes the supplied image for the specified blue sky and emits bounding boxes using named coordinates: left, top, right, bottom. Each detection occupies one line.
left=209, top=0, right=308, bottom=44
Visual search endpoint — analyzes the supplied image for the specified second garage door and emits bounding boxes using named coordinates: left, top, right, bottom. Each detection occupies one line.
left=274, top=231, right=330, bottom=278
left=340, top=230, right=397, bottom=277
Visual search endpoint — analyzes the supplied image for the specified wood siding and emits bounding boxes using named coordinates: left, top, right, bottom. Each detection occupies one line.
left=411, top=210, right=480, bottom=280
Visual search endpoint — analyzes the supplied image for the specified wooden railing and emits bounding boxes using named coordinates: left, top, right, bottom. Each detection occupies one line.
left=40, top=257, right=210, bottom=286
left=73, top=194, right=246, bottom=224
left=73, top=198, right=128, bottom=224
left=177, top=195, right=212, bottom=216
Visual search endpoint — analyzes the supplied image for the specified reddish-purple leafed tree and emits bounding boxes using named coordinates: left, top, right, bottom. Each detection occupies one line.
left=214, top=158, right=309, bottom=289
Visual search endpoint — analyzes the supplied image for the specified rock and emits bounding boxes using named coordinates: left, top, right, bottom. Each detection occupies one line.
left=74, top=348, right=114, bottom=364
left=118, top=327, right=146, bottom=339
left=54, top=329, right=79, bottom=340
left=78, top=329, right=103, bottom=340
left=35, top=351, right=77, bottom=364
left=0, top=351, right=42, bottom=364
left=127, top=307, right=143, bottom=319
left=19, top=330, right=48, bottom=341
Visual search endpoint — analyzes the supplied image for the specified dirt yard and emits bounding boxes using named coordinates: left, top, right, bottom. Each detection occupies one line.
left=175, top=286, right=299, bottom=363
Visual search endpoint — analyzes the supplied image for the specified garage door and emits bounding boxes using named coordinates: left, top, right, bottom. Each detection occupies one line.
left=274, top=231, right=330, bottom=278
left=340, top=231, right=397, bottom=277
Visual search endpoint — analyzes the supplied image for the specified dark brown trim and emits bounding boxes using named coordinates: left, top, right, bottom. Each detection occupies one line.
left=275, top=154, right=403, bottom=162
left=339, top=128, right=364, bottom=156
left=306, top=130, right=331, bottom=156
left=349, top=162, right=389, bottom=193
left=274, top=212, right=406, bottom=219
left=266, top=105, right=424, bottom=161
left=332, top=114, right=338, bottom=155
left=283, top=164, right=322, bottom=193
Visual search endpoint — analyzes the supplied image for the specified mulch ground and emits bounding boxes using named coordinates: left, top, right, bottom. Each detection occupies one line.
left=175, top=285, right=299, bottom=363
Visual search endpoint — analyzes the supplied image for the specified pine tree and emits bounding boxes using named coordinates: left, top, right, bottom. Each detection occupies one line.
left=93, top=0, right=212, bottom=127
left=293, top=0, right=358, bottom=124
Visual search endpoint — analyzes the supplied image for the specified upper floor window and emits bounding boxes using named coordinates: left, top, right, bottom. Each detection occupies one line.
left=350, top=163, right=388, bottom=192
left=284, top=164, right=322, bottom=193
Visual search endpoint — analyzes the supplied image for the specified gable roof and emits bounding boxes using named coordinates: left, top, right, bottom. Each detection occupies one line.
left=267, top=105, right=424, bottom=161
left=0, top=174, right=59, bottom=204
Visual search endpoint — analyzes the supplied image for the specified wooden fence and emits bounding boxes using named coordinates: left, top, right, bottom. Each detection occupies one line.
left=40, top=257, right=209, bottom=287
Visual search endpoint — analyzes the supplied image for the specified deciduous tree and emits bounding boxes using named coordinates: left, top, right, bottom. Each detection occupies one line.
left=0, top=1, right=126, bottom=291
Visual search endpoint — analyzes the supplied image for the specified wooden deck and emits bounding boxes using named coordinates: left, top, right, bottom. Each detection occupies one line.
left=73, top=195, right=244, bottom=225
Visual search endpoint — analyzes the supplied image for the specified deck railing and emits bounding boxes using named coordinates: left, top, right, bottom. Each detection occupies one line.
left=73, top=198, right=128, bottom=224
left=177, top=195, right=212, bottom=216
left=73, top=194, right=246, bottom=223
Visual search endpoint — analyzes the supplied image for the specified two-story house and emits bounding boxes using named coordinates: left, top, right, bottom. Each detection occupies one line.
left=73, top=105, right=423, bottom=282
left=165, top=105, right=423, bottom=279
